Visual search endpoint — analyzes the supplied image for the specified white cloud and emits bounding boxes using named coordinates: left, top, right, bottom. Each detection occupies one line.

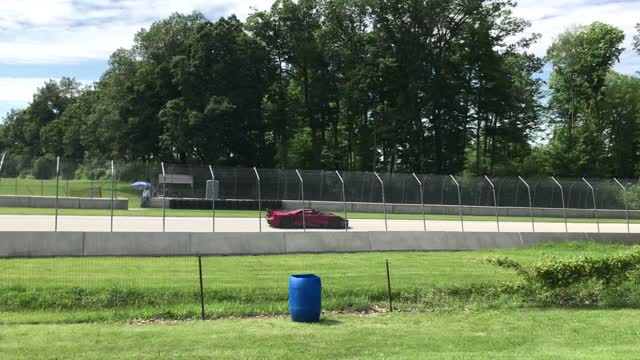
left=0, top=77, right=93, bottom=103
left=0, top=0, right=637, bottom=70
left=0, top=0, right=274, bottom=64
left=512, top=0, right=639, bottom=74
left=0, top=78, right=55, bottom=102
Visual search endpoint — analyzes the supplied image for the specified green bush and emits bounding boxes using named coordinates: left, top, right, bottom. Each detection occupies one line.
left=487, top=248, right=640, bottom=289
left=627, top=184, right=640, bottom=210
left=486, top=248, right=640, bottom=306
left=31, top=155, right=57, bottom=179
left=73, top=160, right=111, bottom=180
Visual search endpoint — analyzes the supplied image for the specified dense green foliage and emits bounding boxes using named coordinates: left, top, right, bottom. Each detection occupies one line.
left=487, top=246, right=640, bottom=306
left=487, top=248, right=640, bottom=288
left=545, top=23, right=637, bottom=177
left=0, top=2, right=638, bottom=178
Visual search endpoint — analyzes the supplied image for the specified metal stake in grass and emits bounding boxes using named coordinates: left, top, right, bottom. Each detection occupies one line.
left=198, top=256, right=205, bottom=321
left=386, top=259, right=393, bottom=312
left=613, top=178, right=629, bottom=233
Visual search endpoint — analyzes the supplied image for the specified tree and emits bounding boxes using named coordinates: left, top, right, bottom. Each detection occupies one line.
left=634, top=23, right=640, bottom=54
left=545, top=22, right=625, bottom=176
left=600, top=72, right=640, bottom=177
left=1, top=78, right=83, bottom=160
left=0, top=1, right=547, bottom=175
left=247, top=5, right=296, bottom=169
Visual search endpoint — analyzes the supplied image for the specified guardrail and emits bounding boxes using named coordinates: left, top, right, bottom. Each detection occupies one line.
left=1, top=231, right=639, bottom=258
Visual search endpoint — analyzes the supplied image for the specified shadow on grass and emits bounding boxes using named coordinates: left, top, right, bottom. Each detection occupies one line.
left=317, top=319, right=342, bottom=326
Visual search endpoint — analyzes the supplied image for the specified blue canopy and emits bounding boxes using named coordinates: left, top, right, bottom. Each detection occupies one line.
left=131, top=181, right=152, bottom=190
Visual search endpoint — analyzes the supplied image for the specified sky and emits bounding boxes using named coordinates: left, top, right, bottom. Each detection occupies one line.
left=0, top=0, right=638, bottom=119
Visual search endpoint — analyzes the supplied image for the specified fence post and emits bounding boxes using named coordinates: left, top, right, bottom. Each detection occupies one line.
left=198, top=256, right=205, bottom=321
left=551, top=176, right=568, bottom=233
left=319, top=171, right=324, bottom=201
left=449, top=175, right=464, bottom=232
left=55, top=156, right=60, bottom=232
left=296, top=169, right=306, bottom=232
left=484, top=175, right=499, bottom=232
left=161, top=162, right=166, bottom=233
left=613, top=178, right=629, bottom=233
left=335, top=170, right=348, bottom=232
left=110, top=160, right=115, bottom=233
left=518, top=176, right=534, bottom=232
left=253, top=167, right=261, bottom=232
left=582, top=178, right=599, bottom=233
left=0, top=154, right=4, bottom=188
left=209, top=165, right=216, bottom=233
left=412, top=173, right=426, bottom=232
left=385, top=259, right=393, bottom=312
left=374, top=172, right=387, bottom=231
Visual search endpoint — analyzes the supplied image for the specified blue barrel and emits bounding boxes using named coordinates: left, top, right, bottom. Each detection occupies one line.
left=289, top=274, right=321, bottom=322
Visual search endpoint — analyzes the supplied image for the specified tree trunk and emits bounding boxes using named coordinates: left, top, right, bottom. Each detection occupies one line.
left=302, top=65, right=321, bottom=169
left=482, top=114, right=489, bottom=172
left=490, top=115, right=497, bottom=175
left=434, top=107, right=442, bottom=173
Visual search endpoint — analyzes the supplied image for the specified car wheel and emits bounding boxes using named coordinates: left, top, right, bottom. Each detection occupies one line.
left=280, top=217, right=293, bottom=228
left=328, top=219, right=341, bottom=229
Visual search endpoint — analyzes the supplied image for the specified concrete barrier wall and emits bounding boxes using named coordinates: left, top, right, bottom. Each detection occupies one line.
left=0, top=232, right=84, bottom=257
left=0, top=195, right=128, bottom=210
left=0, top=231, right=638, bottom=258
left=281, top=200, right=639, bottom=219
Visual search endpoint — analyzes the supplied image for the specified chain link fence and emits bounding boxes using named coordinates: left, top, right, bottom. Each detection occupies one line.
left=0, top=251, right=515, bottom=322
left=1, top=154, right=639, bottom=232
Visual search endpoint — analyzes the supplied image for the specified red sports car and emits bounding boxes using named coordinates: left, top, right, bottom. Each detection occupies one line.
left=266, top=208, right=348, bottom=229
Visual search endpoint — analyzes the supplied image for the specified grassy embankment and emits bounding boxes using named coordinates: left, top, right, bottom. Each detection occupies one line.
left=2, top=242, right=640, bottom=358
left=0, top=242, right=633, bottom=324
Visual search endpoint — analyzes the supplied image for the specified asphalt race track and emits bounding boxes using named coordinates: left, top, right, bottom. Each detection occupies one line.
left=0, top=215, right=635, bottom=233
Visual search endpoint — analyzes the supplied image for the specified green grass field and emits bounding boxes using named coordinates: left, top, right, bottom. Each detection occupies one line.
left=2, top=242, right=640, bottom=358
left=2, top=310, right=640, bottom=359
left=0, top=177, right=141, bottom=205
